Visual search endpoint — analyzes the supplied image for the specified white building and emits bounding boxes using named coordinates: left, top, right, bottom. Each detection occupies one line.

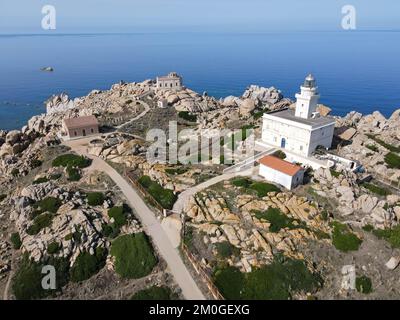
left=260, top=74, right=335, bottom=157
left=258, top=155, right=304, bottom=190
left=157, top=72, right=183, bottom=91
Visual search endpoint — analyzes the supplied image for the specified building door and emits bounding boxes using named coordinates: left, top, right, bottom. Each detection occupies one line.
left=281, top=138, right=286, bottom=149
left=82, top=129, right=86, bottom=136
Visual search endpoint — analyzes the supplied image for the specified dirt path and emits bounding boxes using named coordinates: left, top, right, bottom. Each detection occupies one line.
left=65, top=138, right=205, bottom=300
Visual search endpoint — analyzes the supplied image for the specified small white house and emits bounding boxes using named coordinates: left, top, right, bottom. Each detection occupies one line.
left=158, top=99, right=168, bottom=108
left=258, top=155, right=304, bottom=190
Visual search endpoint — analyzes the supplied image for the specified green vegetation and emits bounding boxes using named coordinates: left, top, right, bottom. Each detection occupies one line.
left=52, top=154, right=92, bottom=168
left=32, top=177, right=49, bottom=185
left=12, top=255, right=69, bottom=300
left=50, top=173, right=62, bottom=181
left=253, top=109, right=269, bottom=120
left=27, top=213, right=54, bottom=235
left=138, top=175, right=177, bottom=209
left=214, top=256, right=321, bottom=300
left=366, top=144, right=379, bottom=152
left=30, top=159, right=43, bottom=169
left=331, top=221, right=362, bottom=252
left=111, top=233, right=157, bottom=279
left=273, top=150, right=287, bottom=160
left=178, top=111, right=197, bottom=122
left=366, top=134, right=400, bottom=153
left=11, top=168, right=19, bottom=177
left=255, top=208, right=301, bottom=233
left=356, top=276, right=373, bottom=294
left=385, top=152, right=400, bottom=169
left=33, top=197, right=61, bottom=214
left=66, top=166, right=81, bottom=181
left=231, top=177, right=280, bottom=197
left=47, top=242, right=61, bottom=255
left=373, top=225, right=400, bottom=248
left=108, top=206, right=128, bottom=228
left=131, top=286, right=173, bottom=300
left=361, top=182, right=390, bottom=196
left=0, top=194, right=6, bottom=202
left=86, top=192, right=105, bottom=206
left=10, top=232, right=22, bottom=250
left=70, top=248, right=107, bottom=282
left=183, top=226, right=195, bottom=252
left=330, top=169, right=341, bottom=178
left=216, top=241, right=240, bottom=259
left=362, top=224, right=374, bottom=232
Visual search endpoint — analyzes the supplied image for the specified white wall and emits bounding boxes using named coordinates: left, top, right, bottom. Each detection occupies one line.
left=259, top=164, right=296, bottom=190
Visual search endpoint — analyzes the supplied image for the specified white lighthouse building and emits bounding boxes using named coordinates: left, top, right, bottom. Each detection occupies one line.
left=259, top=74, right=335, bottom=158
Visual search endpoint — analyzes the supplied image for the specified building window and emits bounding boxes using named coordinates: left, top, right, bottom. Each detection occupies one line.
left=74, top=131, right=77, bottom=136
left=91, top=128, right=94, bottom=133
left=273, top=137, right=277, bottom=142
left=300, top=145, right=303, bottom=151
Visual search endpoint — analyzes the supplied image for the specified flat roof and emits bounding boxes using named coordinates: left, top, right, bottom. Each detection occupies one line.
left=264, top=108, right=335, bottom=129
left=63, top=115, right=98, bottom=129
left=258, top=155, right=302, bottom=176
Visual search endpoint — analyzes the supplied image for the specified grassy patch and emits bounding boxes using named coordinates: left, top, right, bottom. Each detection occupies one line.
left=10, top=232, right=22, bottom=249
left=27, top=213, right=54, bottom=235
left=12, top=255, right=69, bottom=300
left=33, top=197, right=61, bottom=214
left=356, top=276, right=373, bottom=294
left=165, top=167, right=189, bottom=175
left=366, top=144, right=379, bottom=152
left=361, top=182, right=390, bottom=196
left=47, top=242, right=61, bottom=255
left=66, top=166, right=81, bottom=181
left=108, top=206, right=128, bottom=228
left=373, top=225, right=400, bottom=248
left=214, top=256, right=322, bottom=300
left=331, top=221, right=362, bottom=252
left=255, top=208, right=301, bottom=233
left=131, top=286, right=173, bottom=300
left=86, top=192, right=105, bottom=206
left=385, top=152, right=400, bottom=169
left=111, top=233, right=157, bottom=279
left=138, top=175, right=177, bottom=209
left=70, top=248, right=107, bottom=282
left=52, top=154, right=92, bottom=168
left=330, top=169, right=341, bottom=178
left=231, top=178, right=280, bottom=197
left=216, top=241, right=240, bottom=259
left=32, top=177, right=49, bottom=185
left=366, top=134, right=400, bottom=153
left=178, top=111, right=197, bottom=122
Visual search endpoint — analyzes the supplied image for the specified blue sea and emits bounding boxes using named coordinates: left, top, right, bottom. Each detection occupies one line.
left=0, top=31, right=399, bottom=131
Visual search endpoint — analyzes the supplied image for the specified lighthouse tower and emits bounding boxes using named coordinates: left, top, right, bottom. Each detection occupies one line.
left=295, top=74, right=320, bottom=119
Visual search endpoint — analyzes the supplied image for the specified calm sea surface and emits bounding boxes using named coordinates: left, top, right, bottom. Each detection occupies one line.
left=0, top=31, right=399, bottom=130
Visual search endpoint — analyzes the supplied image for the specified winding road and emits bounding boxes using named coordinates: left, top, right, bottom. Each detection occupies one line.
left=65, top=138, right=205, bottom=300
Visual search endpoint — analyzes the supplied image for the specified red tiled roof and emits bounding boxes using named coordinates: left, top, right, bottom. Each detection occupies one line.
left=63, top=116, right=98, bottom=129
left=258, top=155, right=302, bottom=176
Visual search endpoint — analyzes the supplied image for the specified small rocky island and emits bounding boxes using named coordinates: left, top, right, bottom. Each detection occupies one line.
left=0, top=72, right=400, bottom=300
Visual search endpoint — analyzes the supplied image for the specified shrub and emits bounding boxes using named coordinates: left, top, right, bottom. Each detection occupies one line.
left=10, top=232, right=22, bottom=249
left=361, top=182, right=390, bottom=196
left=108, top=206, right=127, bottom=228
left=33, top=197, right=61, bottom=214
left=12, top=255, right=69, bottom=300
left=138, top=176, right=177, bottom=209
left=32, top=177, right=49, bottom=185
left=66, top=166, right=81, bottom=181
left=362, top=224, right=374, bottom=232
left=356, top=276, right=373, bottom=294
left=70, top=248, right=107, bottom=282
left=111, top=233, right=157, bottom=279
left=47, top=242, right=60, bottom=255
left=178, top=111, right=197, bottom=122
left=52, top=154, right=92, bottom=168
left=165, top=167, right=188, bottom=175
left=330, top=169, right=341, bottom=178
left=214, top=256, right=321, bottom=300
left=50, top=173, right=62, bottom=180
left=331, top=221, right=362, bottom=252
left=216, top=241, right=240, bottom=259
left=385, top=152, right=400, bottom=169
left=366, top=144, right=378, bottom=152
left=249, top=181, right=280, bottom=198
left=0, top=194, right=6, bottom=202
left=255, top=208, right=299, bottom=233
left=231, top=177, right=252, bottom=188
left=11, top=168, right=19, bottom=177
left=87, top=192, right=105, bottom=206
left=373, top=225, right=400, bottom=248
left=131, top=286, right=173, bottom=300
left=27, top=213, right=54, bottom=235
left=273, top=150, right=286, bottom=159
left=366, top=134, right=400, bottom=153
left=31, top=159, right=42, bottom=168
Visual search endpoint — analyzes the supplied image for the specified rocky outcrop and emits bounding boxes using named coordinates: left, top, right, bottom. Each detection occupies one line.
left=242, top=85, right=283, bottom=105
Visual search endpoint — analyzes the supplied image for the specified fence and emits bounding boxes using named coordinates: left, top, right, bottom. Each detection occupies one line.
left=181, top=243, right=225, bottom=300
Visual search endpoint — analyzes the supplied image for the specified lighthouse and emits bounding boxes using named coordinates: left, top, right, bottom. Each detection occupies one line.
left=295, top=74, right=321, bottom=119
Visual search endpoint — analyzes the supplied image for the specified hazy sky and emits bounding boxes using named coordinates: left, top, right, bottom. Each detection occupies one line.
left=1, top=0, right=399, bottom=33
